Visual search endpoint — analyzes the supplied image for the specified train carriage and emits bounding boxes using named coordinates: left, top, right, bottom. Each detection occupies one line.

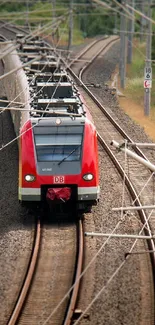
left=1, top=36, right=100, bottom=213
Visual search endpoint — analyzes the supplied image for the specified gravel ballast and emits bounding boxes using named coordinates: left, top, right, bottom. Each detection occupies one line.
left=0, top=39, right=154, bottom=325
left=76, top=40, right=154, bottom=325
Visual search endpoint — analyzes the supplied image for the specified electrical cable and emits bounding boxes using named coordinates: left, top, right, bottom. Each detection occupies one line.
left=0, top=14, right=70, bottom=118
left=41, top=169, right=155, bottom=325
left=0, top=27, right=154, bottom=325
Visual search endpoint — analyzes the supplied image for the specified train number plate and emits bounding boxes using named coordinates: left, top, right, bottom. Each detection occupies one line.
left=54, top=176, right=65, bottom=183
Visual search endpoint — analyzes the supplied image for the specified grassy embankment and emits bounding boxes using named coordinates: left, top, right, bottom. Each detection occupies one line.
left=118, top=39, right=155, bottom=141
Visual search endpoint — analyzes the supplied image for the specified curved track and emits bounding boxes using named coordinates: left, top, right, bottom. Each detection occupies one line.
left=69, top=37, right=155, bottom=264
left=0, top=22, right=155, bottom=324
left=0, top=23, right=85, bottom=325
left=68, top=37, right=155, bottom=324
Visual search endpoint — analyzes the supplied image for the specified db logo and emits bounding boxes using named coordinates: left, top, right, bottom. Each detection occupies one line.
left=54, top=176, right=65, bottom=183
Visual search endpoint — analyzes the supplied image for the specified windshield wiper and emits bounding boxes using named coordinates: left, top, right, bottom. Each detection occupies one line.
left=58, top=145, right=80, bottom=166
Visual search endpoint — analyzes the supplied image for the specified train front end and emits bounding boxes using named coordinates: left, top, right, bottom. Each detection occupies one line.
left=19, top=116, right=99, bottom=212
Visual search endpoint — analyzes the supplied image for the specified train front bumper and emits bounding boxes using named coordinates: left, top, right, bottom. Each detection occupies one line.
left=18, top=186, right=100, bottom=202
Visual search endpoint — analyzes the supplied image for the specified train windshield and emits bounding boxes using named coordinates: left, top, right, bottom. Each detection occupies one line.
left=34, top=126, right=84, bottom=162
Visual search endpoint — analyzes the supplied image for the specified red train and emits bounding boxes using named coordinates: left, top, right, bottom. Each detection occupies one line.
left=1, top=36, right=100, bottom=212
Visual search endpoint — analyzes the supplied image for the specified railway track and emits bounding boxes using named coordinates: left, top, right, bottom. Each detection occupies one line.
left=69, top=37, right=155, bottom=258
left=0, top=21, right=28, bottom=40
left=68, top=36, right=155, bottom=323
left=0, top=22, right=155, bottom=324
left=0, top=23, right=86, bottom=325
left=8, top=217, right=83, bottom=325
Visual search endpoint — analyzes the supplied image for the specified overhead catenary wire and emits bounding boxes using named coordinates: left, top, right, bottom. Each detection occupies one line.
left=0, top=9, right=151, bottom=161
left=41, top=164, right=155, bottom=324
left=0, top=13, right=70, bottom=118
left=0, top=23, right=54, bottom=61
left=41, top=203, right=154, bottom=325
left=0, top=106, right=82, bottom=117
left=0, top=11, right=69, bottom=61
left=1, top=9, right=155, bottom=325
left=40, top=148, right=155, bottom=324
left=72, top=208, right=155, bottom=325
left=0, top=0, right=153, bottom=276
left=0, top=13, right=69, bottom=97
left=0, top=68, right=68, bottom=151
left=41, top=218, right=123, bottom=325
left=1, top=0, right=155, bottom=274
left=92, top=0, right=135, bottom=20
left=0, top=15, right=75, bottom=150
left=0, top=27, right=147, bottom=324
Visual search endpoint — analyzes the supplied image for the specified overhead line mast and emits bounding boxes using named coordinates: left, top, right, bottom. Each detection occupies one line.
left=144, top=0, right=152, bottom=116
left=119, top=0, right=127, bottom=88
left=127, top=0, right=135, bottom=64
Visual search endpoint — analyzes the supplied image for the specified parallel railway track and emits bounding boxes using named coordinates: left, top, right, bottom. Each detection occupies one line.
left=68, top=36, right=155, bottom=322
left=0, top=22, right=155, bottom=324
left=0, top=23, right=86, bottom=325
left=68, top=36, right=155, bottom=266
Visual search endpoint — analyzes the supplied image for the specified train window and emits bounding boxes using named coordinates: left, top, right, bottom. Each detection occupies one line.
left=34, top=133, right=83, bottom=162
left=36, top=145, right=81, bottom=162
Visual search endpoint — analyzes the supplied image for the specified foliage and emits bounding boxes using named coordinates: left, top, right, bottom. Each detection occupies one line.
left=0, top=0, right=116, bottom=39
left=3, top=0, right=155, bottom=45
left=0, top=2, right=25, bottom=12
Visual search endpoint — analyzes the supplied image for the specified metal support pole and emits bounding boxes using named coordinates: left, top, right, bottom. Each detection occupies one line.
left=127, top=0, right=134, bottom=64
left=114, top=11, right=117, bottom=34
left=52, top=0, right=56, bottom=21
left=119, top=0, right=127, bottom=88
left=52, top=1, right=56, bottom=32
left=140, top=0, right=145, bottom=42
left=144, top=0, right=152, bottom=116
left=68, top=0, right=73, bottom=53
left=113, top=205, right=155, bottom=211
left=85, top=232, right=155, bottom=239
left=122, top=142, right=155, bottom=148
left=52, top=0, right=59, bottom=42
left=111, top=140, right=155, bottom=172
left=26, top=0, right=29, bottom=28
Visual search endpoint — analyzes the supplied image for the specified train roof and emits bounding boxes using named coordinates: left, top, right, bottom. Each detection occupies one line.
left=33, top=72, right=70, bottom=83
left=21, top=54, right=57, bottom=62
left=31, top=115, right=86, bottom=126
left=17, top=37, right=89, bottom=123
left=33, top=81, right=74, bottom=99
left=30, top=97, right=85, bottom=118
left=20, top=44, right=49, bottom=52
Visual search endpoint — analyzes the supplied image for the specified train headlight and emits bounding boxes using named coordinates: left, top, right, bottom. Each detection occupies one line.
left=56, top=118, right=61, bottom=125
left=25, top=174, right=35, bottom=182
left=83, top=173, right=94, bottom=181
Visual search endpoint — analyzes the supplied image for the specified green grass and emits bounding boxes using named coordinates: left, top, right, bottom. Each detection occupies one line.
left=125, top=39, right=155, bottom=110
left=127, top=41, right=145, bottom=79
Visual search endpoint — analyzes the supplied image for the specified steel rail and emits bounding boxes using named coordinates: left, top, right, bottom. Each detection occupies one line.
left=78, top=37, right=119, bottom=80
left=1, top=27, right=154, bottom=322
left=68, top=36, right=109, bottom=67
left=98, top=133, right=155, bottom=271
left=68, top=42, right=150, bottom=164
left=58, top=36, right=155, bottom=272
left=63, top=219, right=84, bottom=325
left=67, top=37, right=155, bottom=278
left=8, top=218, right=41, bottom=325
left=0, top=20, right=29, bottom=35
